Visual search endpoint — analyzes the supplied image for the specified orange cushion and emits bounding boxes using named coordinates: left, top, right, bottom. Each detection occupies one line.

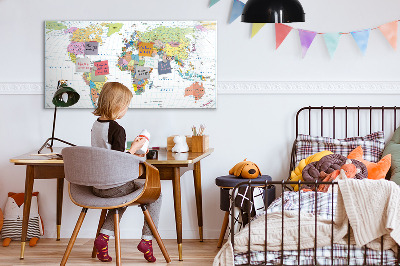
left=347, top=146, right=391, bottom=180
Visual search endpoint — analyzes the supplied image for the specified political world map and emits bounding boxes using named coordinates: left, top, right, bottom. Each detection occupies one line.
left=45, top=21, right=217, bottom=108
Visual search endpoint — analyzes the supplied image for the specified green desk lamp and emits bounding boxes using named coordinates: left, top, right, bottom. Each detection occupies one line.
left=38, top=80, right=80, bottom=154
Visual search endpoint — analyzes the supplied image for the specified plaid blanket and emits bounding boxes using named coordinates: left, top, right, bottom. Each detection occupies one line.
left=234, top=191, right=397, bottom=265
left=234, top=244, right=397, bottom=265
left=266, top=190, right=336, bottom=220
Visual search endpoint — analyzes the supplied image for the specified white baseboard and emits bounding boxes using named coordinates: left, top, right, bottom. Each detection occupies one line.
left=1, top=81, right=400, bottom=95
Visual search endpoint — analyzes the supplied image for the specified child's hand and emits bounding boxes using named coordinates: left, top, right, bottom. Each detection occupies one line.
left=128, top=137, right=147, bottom=154
left=134, top=149, right=149, bottom=157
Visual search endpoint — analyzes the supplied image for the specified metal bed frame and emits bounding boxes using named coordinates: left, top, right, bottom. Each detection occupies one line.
left=230, top=106, right=400, bottom=266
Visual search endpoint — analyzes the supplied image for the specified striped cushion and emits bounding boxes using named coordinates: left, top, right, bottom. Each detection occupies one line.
left=295, top=131, right=385, bottom=166
left=1, top=217, right=41, bottom=240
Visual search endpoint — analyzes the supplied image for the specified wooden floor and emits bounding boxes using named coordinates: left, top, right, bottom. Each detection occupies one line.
left=0, top=239, right=221, bottom=265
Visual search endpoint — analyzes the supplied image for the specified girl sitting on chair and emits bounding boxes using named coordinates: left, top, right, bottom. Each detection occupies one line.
left=91, top=82, right=161, bottom=263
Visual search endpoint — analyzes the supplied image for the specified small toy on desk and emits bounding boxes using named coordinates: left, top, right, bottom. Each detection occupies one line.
left=1, top=192, right=44, bottom=247
left=146, top=149, right=159, bottom=159
left=229, top=159, right=261, bottom=179
left=172, top=135, right=189, bottom=153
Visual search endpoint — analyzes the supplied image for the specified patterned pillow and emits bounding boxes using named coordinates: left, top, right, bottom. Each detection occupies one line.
left=294, top=131, right=385, bottom=166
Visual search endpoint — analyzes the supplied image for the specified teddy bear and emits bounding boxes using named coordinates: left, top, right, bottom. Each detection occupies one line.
left=172, top=135, right=189, bottom=153
left=1, top=192, right=44, bottom=247
left=229, top=159, right=261, bottom=179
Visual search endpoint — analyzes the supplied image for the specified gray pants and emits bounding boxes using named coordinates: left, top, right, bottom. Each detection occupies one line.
left=92, top=180, right=162, bottom=240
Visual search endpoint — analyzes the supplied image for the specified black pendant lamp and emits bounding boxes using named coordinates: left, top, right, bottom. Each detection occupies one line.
left=242, top=0, right=305, bottom=23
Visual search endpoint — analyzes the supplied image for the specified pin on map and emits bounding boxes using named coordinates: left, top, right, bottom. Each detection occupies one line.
left=90, top=67, right=106, bottom=82
left=144, top=57, right=158, bottom=68
left=94, top=60, right=109, bottom=76
left=135, top=66, right=152, bottom=80
left=138, top=42, right=154, bottom=57
left=75, top=57, right=91, bottom=72
left=85, top=42, right=99, bottom=55
left=158, top=60, right=172, bottom=75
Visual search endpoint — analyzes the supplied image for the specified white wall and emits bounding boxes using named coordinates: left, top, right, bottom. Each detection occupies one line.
left=1, top=0, right=400, bottom=239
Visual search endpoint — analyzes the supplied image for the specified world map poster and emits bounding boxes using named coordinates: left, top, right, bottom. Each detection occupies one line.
left=45, top=21, right=217, bottom=108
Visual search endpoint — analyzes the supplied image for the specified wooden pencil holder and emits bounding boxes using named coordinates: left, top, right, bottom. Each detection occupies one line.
left=191, top=135, right=209, bottom=153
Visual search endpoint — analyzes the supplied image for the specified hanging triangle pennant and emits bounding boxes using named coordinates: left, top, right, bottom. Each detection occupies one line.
left=323, top=33, right=341, bottom=58
left=209, top=0, right=220, bottom=7
left=251, top=23, right=266, bottom=38
left=298, top=29, right=317, bottom=58
left=351, top=29, right=370, bottom=55
left=229, top=0, right=245, bottom=24
left=378, top=21, right=398, bottom=50
left=275, top=23, right=293, bottom=49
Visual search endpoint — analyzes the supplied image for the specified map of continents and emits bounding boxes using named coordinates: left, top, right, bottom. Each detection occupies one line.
left=45, top=21, right=217, bottom=108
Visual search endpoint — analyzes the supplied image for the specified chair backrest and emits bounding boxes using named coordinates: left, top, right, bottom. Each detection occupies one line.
left=62, top=146, right=145, bottom=187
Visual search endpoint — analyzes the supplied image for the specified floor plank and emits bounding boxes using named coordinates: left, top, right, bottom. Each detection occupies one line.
left=0, top=239, right=221, bottom=265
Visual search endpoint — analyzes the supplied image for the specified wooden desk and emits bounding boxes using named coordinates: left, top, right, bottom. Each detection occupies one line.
left=146, top=148, right=213, bottom=260
left=9, top=148, right=64, bottom=259
left=10, top=147, right=213, bottom=261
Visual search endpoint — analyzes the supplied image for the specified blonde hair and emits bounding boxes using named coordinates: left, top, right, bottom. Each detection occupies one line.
left=93, top=82, right=133, bottom=120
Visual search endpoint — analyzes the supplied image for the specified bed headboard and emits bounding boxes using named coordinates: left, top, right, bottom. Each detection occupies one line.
left=295, top=106, right=400, bottom=138
left=290, top=106, right=400, bottom=178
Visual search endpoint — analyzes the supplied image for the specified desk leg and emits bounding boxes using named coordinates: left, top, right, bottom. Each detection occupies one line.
left=20, top=165, right=35, bottom=259
left=56, top=178, right=64, bottom=241
left=172, top=167, right=183, bottom=261
left=193, top=161, right=203, bottom=242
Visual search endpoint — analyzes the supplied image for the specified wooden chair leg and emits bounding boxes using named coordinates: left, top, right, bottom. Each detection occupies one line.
left=141, top=205, right=171, bottom=263
left=217, top=211, right=230, bottom=248
left=92, top=209, right=108, bottom=258
left=60, top=208, right=88, bottom=266
left=114, top=210, right=121, bottom=266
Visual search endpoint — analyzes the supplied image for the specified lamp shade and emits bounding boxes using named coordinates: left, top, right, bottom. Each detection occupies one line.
left=241, top=0, right=305, bottom=23
left=52, top=83, right=80, bottom=107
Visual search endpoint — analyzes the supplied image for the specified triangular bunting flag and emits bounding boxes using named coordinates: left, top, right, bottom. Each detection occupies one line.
left=378, top=21, right=398, bottom=50
left=351, top=29, right=370, bottom=55
left=229, top=0, right=245, bottom=24
left=209, top=0, right=220, bottom=7
left=298, top=29, right=317, bottom=58
left=251, top=23, right=266, bottom=38
left=275, top=23, right=293, bottom=49
left=323, top=33, right=341, bottom=58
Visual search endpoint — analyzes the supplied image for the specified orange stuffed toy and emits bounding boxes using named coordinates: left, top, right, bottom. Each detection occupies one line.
left=1, top=192, right=44, bottom=247
left=347, top=146, right=391, bottom=180
left=229, top=159, right=261, bottom=179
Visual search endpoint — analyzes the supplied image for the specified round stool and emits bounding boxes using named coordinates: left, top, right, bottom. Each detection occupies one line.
left=215, top=175, right=275, bottom=248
